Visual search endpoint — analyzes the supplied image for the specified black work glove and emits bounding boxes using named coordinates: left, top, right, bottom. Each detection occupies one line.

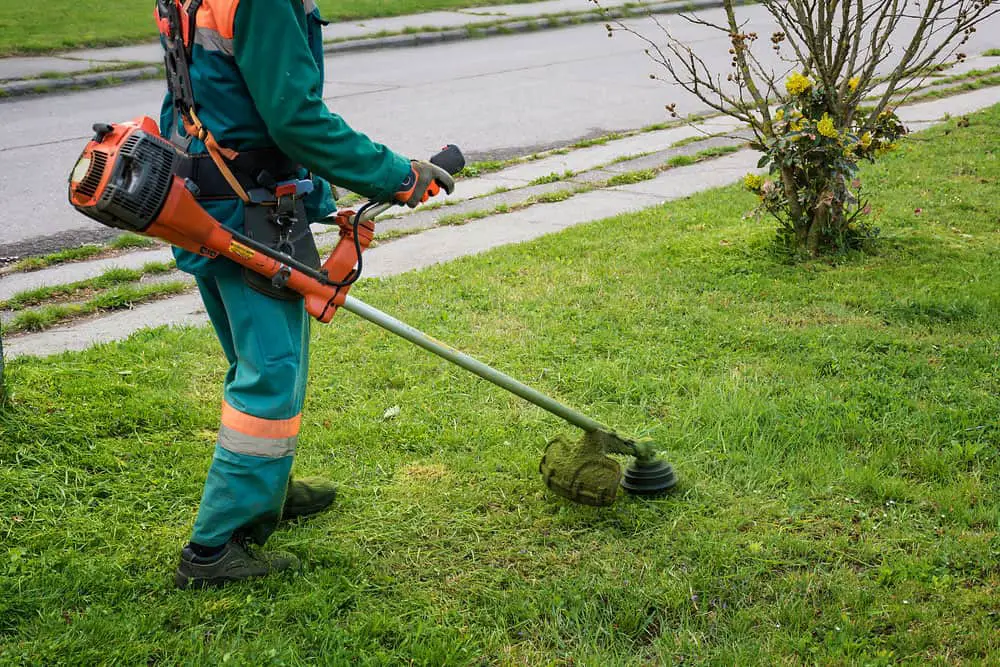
left=394, top=160, right=456, bottom=208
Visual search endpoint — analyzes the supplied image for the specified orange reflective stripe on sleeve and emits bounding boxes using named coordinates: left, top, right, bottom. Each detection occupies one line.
left=221, top=400, right=302, bottom=438
left=197, top=0, right=240, bottom=40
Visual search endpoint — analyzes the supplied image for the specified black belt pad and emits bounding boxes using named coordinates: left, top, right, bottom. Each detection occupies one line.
left=241, top=201, right=320, bottom=301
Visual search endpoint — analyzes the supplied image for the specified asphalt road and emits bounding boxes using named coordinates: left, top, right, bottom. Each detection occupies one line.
left=1, top=5, right=998, bottom=256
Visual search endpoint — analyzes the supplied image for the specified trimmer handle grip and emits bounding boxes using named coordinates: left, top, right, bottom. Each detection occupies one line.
left=430, top=144, right=466, bottom=176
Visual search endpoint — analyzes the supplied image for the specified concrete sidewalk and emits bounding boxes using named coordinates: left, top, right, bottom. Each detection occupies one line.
left=4, top=84, right=999, bottom=360
left=0, top=0, right=707, bottom=96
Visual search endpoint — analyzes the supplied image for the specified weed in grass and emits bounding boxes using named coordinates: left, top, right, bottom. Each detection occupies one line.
left=10, top=245, right=104, bottom=272
left=671, top=133, right=712, bottom=149
left=459, top=159, right=505, bottom=178
left=667, top=154, right=698, bottom=167
left=983, top=48, right=1000, bottom=57
left=436, top=207, right=501, bottom=226
left=532, top=189, right=574, bottom=203
left=570, top=131, right=625, bottom=150
left=108, top=233, right=159, bottom=250
left=528, top=170, right=575, bottom=186
left=695, top=144, right=742, bottom=159
left=606, top=169, right=657, bottom=186
left=611, top=152, right=652, bottom=164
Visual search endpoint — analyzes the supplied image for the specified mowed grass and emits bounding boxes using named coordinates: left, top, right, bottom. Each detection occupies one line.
left=0, top=0, right=550, bottom=55
left=1, top=107, right=998, bottom=664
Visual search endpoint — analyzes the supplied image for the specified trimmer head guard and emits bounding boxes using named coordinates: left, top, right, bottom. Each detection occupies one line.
left=539, top=432, right=622, bottom=506
left=539, top=430, right=677, bottom=506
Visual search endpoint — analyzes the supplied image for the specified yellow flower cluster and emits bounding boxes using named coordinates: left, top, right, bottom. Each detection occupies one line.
left=743, top=173, right=764, bottom=191
left=859, top=131, right=873, bottom=148
left=848, top=76, right=860, bottom=92
left=817, top=113, right=838, bottom=138
left=774, top=108, right=785, bottom=122
left=785, top=71, right=812, bottom=96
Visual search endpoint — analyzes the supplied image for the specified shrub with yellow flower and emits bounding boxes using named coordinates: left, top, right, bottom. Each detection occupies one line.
left=785, top=72, right=813, bottom=96
left=817, top=113, right=839, bottom=139
left=743, top=173, right=764, bottom=192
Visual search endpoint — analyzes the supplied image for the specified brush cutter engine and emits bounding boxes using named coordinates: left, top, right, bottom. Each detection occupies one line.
left=68, top=116, right=464, bottom=323
left=70, top=118, right=180, bottom=233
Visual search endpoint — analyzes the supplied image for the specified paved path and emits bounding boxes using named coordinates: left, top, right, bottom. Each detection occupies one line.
left=4, top=84, right=1000, bottom=359
left=2, top=4, right=998, bottom=257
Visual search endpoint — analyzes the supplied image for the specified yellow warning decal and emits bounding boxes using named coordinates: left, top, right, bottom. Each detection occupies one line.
left=229, top=241, right=255, bottom=260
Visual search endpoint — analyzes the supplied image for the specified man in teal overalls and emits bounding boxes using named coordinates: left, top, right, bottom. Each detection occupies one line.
left=159, top=0, right=454, bottom=589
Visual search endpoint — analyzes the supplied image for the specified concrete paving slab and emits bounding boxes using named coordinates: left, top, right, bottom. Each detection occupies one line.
left=895, top=85, right=1000, bottom=130
left=1, top=269, right=191, bottom=326
left=59, top=44, right=165, bottom=64
left=603, top=135, right=748, bottom=173
left=3, top=292, right=207, bottom=359
left=569, top=168, right=619, bottom=184
left=610, top=149, right=759, bottom=198
left=490, top=117, right=747, bottom=184
left=355, top=190, right=665, bottom=280
left=448, top=177, right=532, bottom=200
left=370, top=180, right=581, bottom=235
left=0, top=57, right=101, bottom=81
left=8, top=9, right=998, bottom=252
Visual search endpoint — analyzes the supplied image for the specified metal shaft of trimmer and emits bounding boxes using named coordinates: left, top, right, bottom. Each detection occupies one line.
left=342, top=295, right=606, bottom=433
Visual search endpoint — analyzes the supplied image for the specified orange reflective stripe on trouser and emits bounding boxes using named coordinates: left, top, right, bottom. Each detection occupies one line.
left=218, top=400, right=300, bottom=458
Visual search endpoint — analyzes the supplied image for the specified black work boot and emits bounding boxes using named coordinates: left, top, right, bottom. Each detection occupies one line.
left=281, top=477, right=338, bottom=522
left=175, top=538, right=300, bottom=590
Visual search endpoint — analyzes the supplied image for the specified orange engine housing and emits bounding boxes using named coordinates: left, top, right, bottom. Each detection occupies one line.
left=67, top=116, right=366, bottom=323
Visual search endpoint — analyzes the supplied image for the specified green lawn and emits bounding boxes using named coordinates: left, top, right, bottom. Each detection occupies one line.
left=0, top=0, right=552, bottom=56
left=1, top=107, right=998, bottom=663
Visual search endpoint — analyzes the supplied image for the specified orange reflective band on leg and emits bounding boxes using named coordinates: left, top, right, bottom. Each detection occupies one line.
left=221, top=401, right=302, bottom=439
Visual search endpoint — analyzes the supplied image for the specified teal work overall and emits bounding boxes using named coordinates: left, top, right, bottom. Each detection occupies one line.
left=157, top=0, right=411, bottom=546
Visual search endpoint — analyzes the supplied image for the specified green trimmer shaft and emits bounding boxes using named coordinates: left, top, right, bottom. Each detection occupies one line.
left=343, top=296, right=678, bottom=506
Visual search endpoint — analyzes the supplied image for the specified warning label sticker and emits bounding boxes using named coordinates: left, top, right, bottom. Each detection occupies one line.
left=229, top=241, right=255, bottom=260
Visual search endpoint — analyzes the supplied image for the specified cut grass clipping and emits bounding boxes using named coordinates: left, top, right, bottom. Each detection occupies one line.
left=1, top=106, right=998, bottom=663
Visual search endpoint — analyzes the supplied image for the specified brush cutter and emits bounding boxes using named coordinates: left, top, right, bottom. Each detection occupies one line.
left=67, top=117, right=678, bottom=506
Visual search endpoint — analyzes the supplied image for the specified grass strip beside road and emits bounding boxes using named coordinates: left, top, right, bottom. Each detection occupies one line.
left=1, top=108, right=998, bottom=662
left=0, top=0, right=552, bottom=55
